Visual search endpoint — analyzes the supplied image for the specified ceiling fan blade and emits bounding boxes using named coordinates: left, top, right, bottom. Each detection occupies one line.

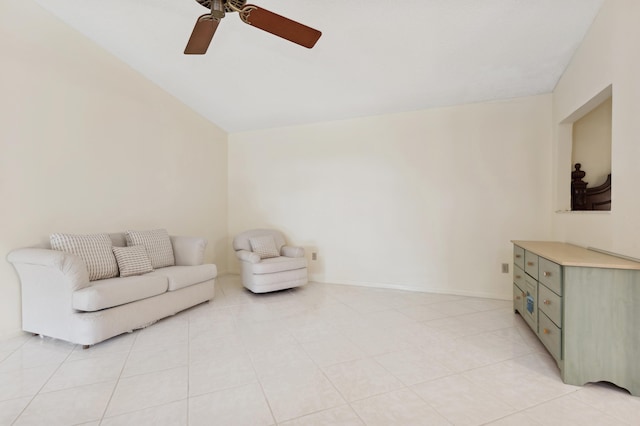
left=240, top=5, right=321, bottom=49
left=184, top=14, right=220, bottom=54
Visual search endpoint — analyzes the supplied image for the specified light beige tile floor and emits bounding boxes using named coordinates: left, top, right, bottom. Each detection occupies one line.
left=1, top=274, right=639, bottom=425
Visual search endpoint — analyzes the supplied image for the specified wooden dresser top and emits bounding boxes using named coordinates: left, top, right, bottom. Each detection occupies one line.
left=512, top=241, right=640, bottom=270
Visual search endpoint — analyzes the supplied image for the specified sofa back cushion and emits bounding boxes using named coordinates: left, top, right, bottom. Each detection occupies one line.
left=125, top=229, right=175, bottom=269
left=170, top=236, right=207, bottom=266
left=109, top=233, right=127, bottom=248
left=50, top=233, right=119, bottom=281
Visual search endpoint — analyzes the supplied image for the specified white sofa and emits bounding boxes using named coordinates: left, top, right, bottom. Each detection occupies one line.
left=8, top=233, right=216, bottom=347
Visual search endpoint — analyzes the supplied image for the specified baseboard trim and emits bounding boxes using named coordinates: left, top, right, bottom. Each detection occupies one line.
left=308, top=275, right=509, bottom=301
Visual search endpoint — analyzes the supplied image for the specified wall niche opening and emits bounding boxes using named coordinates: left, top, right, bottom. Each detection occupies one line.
left=565, top=86, right=612, bottom=211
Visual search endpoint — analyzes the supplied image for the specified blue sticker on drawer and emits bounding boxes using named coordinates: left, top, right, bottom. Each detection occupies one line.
left=526, top=294, right=534, bottom=314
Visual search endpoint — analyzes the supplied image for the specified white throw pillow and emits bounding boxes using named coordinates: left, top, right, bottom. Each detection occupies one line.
left=112, top=245, right=153, bottom=277
left=125, top=229, right=175, bottom=269
left=249, top=235, right=280, bottom=259
left=50, top=233, right=119, bottom=281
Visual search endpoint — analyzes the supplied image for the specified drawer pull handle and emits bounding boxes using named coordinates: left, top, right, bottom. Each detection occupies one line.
left=527, top=262, right=535, bottom=266
left=543, top=328, right=550, bottom=334
left=543, top=271, right=552, bottom=277
left=516, top=296, right=521, bottom=300
left=515, top=255, right=522, bottom=258
left=515, top=275, right=521, bottom=279
left=543, top=299, right=551, bottom=305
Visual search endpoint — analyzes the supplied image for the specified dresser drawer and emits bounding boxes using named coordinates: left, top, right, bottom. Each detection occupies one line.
left=539, top=311, right=562, bottom=362
left=525, top=251, right=539, bottom=279
left=539, top=283, right=562, bottom=327
left=514, top=246, right=525, bottom=270
left=513, top=265, right=526, bottom=289
left=513, top=283, right=525, bottom=314
left=539, top=257, right=562, bottom=295
left=523, top=275, right=538, bottom=331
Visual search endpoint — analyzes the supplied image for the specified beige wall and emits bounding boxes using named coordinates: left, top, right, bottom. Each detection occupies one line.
left=229, top=95, right=553, bottom=299
left=0, top=1, right=228, bottom=336
left=572, top=97, right=612, bottom=186
left=553, top=0, right=640, bottom=257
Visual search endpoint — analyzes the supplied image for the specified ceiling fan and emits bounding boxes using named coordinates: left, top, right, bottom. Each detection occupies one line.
left=185, top=0, right=322, bottom=54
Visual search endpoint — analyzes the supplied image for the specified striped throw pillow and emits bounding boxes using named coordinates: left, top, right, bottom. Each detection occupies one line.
left=125, top=229, right=175, bottom=269
left=50, top=233, right=119, bottom=281
left=112, top=245, right=153, bottom=277
left=249, top=235, right=280, bottom=259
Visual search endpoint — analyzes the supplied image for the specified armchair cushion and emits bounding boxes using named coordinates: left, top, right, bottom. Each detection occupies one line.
left=281, top=245, right=305, bottom=258
left=50, top=233, right=119, bottom=281
left=233, top=229, right=286, bottom=252
left=236, top=250, right=261, bottom=264
left=251, top=256, right=307, bottom=275
left=249, top=235, right=280, bottom=259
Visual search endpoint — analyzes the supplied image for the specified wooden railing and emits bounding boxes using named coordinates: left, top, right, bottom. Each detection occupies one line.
left=571, top=163, right=611, bottom=211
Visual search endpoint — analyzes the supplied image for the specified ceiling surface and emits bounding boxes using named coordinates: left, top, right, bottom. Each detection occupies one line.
left=35, top=0, right=604, bottom=133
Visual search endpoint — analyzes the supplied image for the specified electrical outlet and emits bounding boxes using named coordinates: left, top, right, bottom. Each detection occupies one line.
left=311, top=252, right=317, bottom=261
left=502, top=263, right=509, bottom=273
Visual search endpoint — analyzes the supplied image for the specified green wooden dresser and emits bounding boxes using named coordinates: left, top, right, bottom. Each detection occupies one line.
left=512, top=241, right=640, bottom=396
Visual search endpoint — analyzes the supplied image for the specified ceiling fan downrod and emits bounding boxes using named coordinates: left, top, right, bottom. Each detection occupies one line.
left=210, top=0, right=225, bottom=19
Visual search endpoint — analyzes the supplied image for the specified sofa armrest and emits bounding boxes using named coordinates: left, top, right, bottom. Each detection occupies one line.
left=235, top=249, right=261, bottom=264
left=170, top=236, right=207, bottom=266
left=8, top=248, right=90, bottom=291
left=8, top=248, right=90, bottom=340
left=281, top=245, right=305, bottom=258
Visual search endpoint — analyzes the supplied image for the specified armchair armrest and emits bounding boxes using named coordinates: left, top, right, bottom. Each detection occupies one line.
left=235, top=249, right=261, bottom=264
left=281, top=245, right=305, bottom=258
left=170, top=236, right=207, bottom=266
left=8, top=248, right=90, bottom=291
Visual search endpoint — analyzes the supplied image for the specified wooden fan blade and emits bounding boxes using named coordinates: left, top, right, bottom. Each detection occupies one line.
left=241, top=5, right=321, bottom=49
left=184, top=14, right=220, bottom=54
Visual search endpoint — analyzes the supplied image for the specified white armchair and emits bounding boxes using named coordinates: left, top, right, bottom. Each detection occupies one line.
left=233, top=229, right=308, bottom=293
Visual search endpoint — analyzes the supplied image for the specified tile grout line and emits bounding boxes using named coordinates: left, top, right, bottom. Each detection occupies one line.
left=477, top=385, right=585, bottom=426
left=11, top=337, right=76, bottom=426
left=97, top=331, right=138, bottom=425
left=240, top=313, right=278, bottom=426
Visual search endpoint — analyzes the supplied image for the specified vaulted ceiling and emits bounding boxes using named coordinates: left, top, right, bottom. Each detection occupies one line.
left=35, top=0, right=604, bottom=132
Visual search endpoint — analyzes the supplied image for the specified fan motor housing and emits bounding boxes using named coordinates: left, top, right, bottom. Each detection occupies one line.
left=196, top=0, right=247, bottom=12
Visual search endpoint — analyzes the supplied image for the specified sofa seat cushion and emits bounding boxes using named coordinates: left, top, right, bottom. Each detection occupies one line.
left=148, top=265, right=218, bottom=291
left=73, top=275, right=168, bottom=312
left=251, top=256, right=307, bottom=275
